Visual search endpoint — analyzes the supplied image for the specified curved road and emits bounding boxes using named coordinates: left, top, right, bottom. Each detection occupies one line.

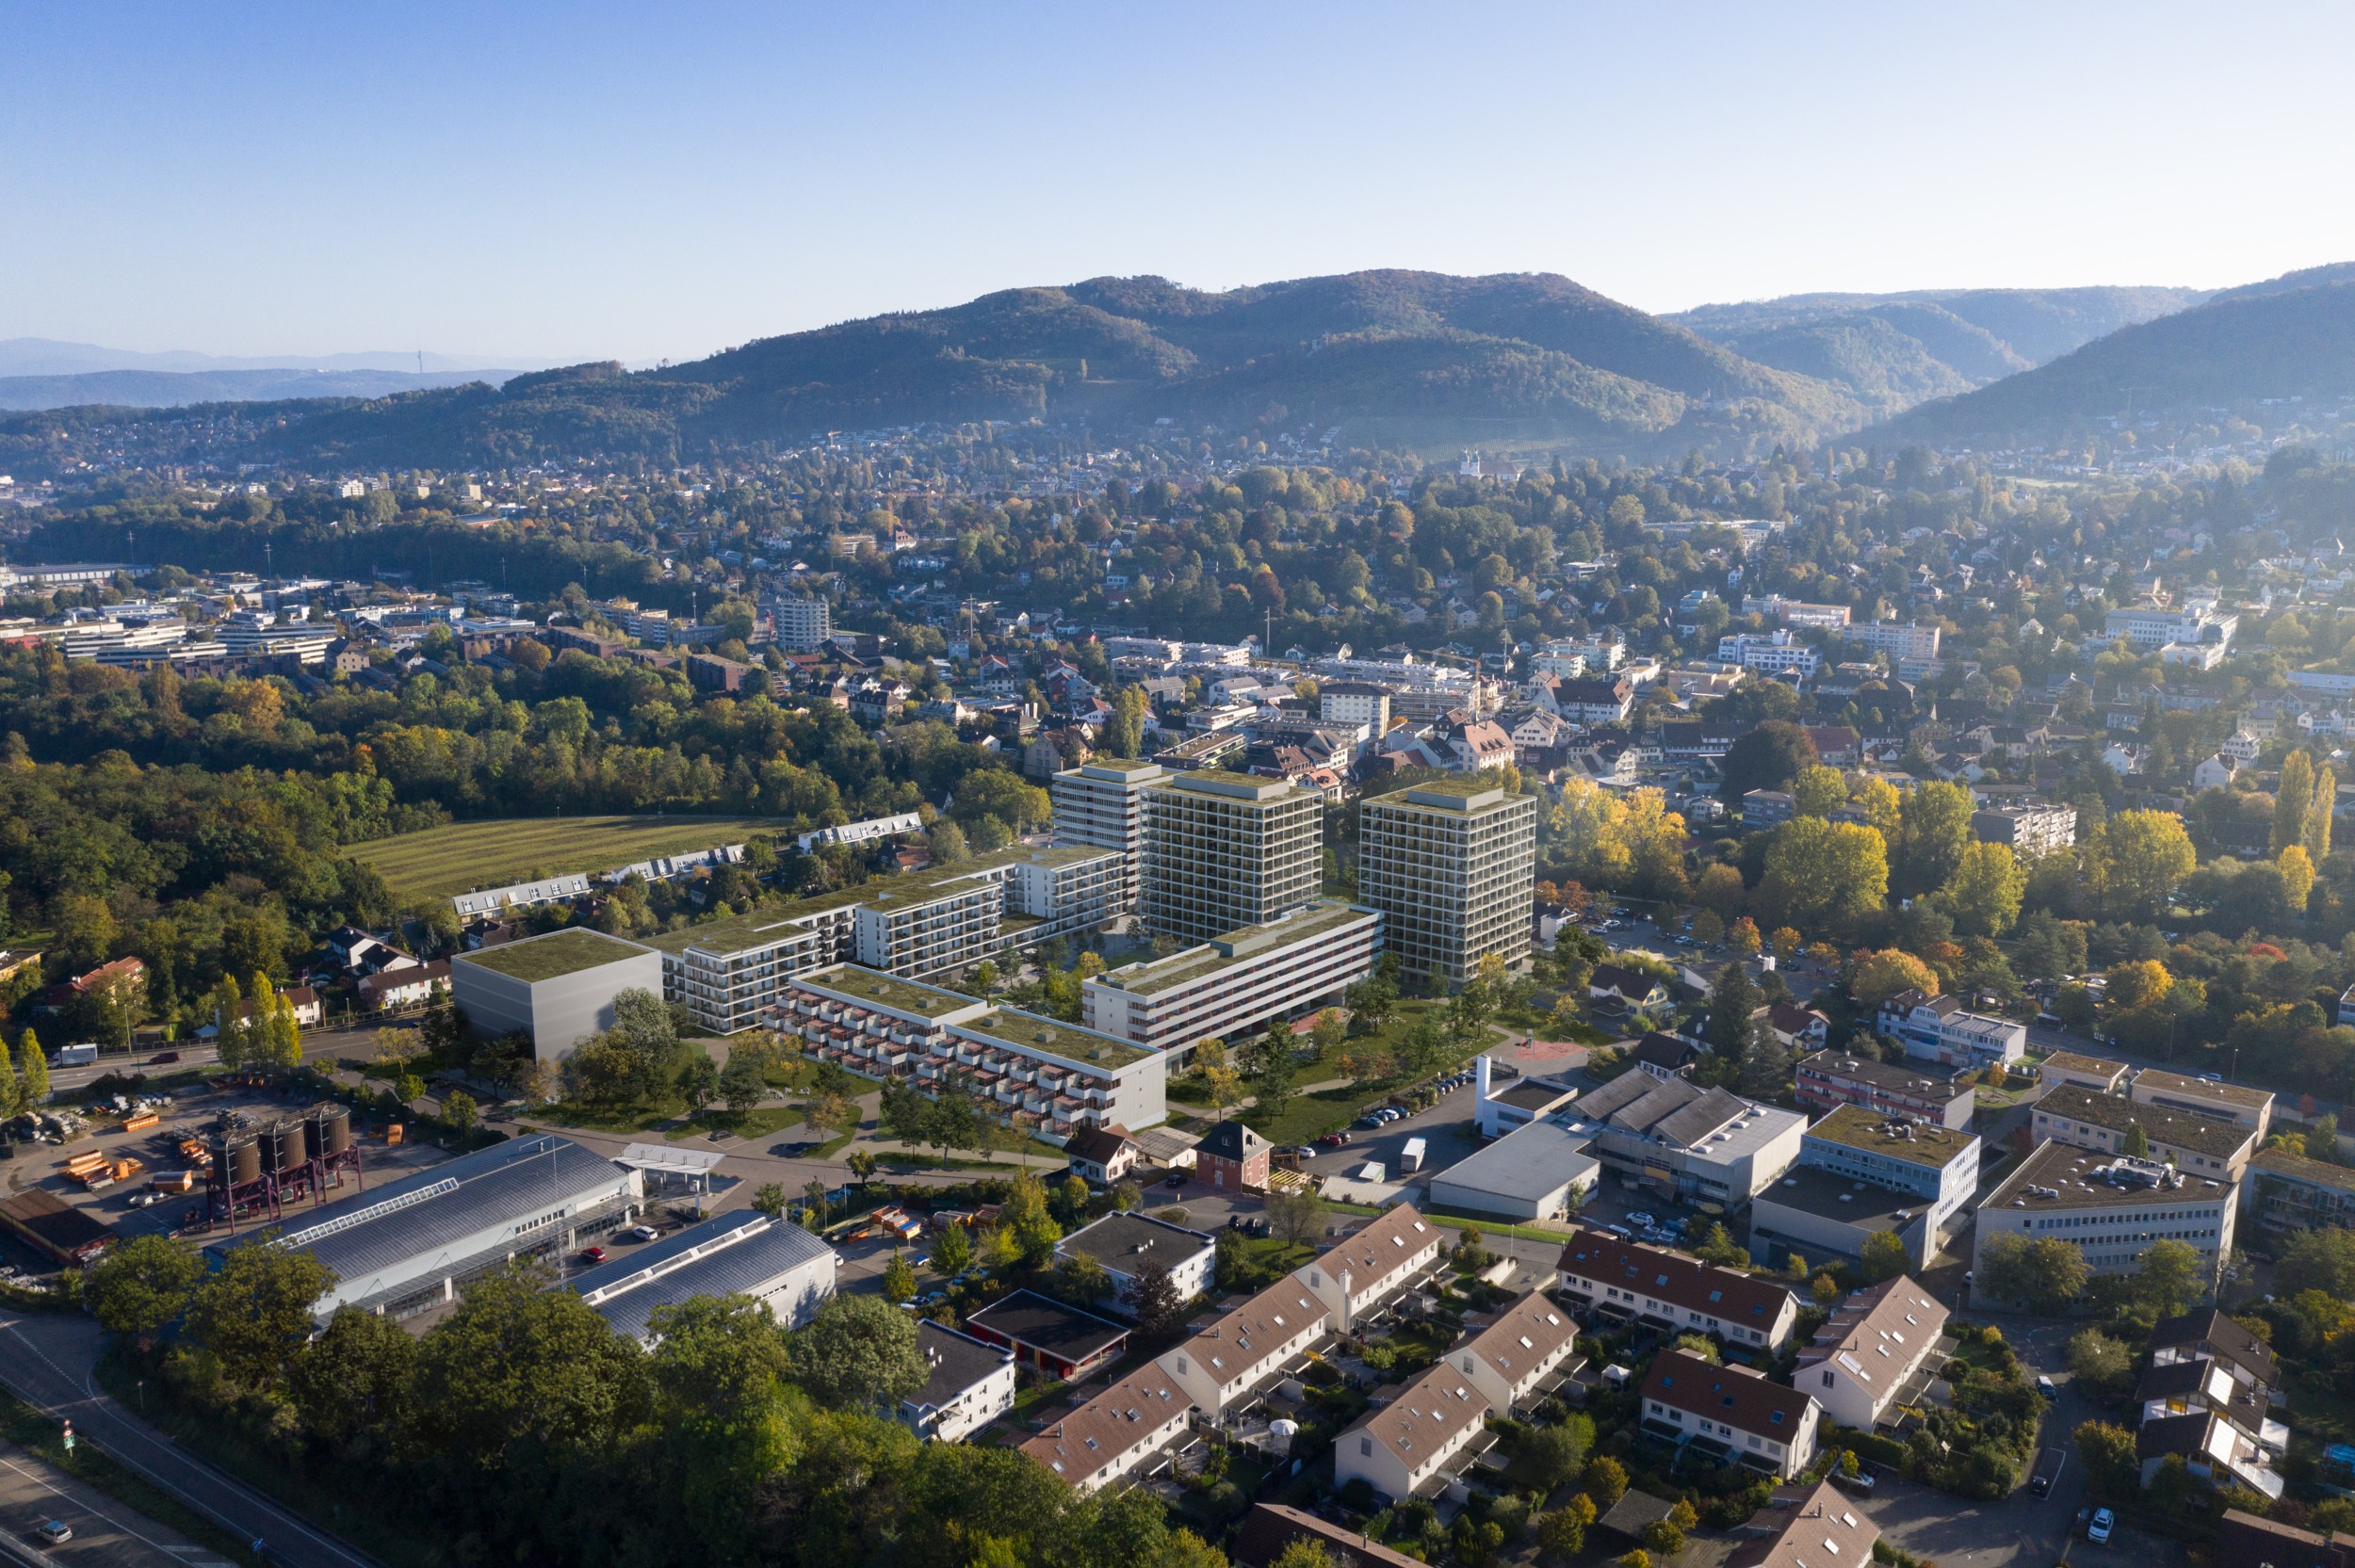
left=0, top=1312, right=378, bottom=1568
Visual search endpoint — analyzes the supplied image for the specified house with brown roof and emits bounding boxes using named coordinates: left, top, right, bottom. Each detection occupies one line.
left=1334, top=1360, right=1494, bottom=1503
left=1295, top=1203, right=1445, bottom=1332
left=1159, top=1275, right=1331, bottom=1416
left=1588, top=962, right=1670, bottom=1013
left=1450, top=1291, right=1583, bottom=1415
left=1724, top=1479, right=1876, bottom=1568
left=1019, top=1360, right=1193, bottom=1492
left=1554, top=1228, right=1800, bottom=1350
left=1231, top=1503, right=1424, bottom=1568
left=1795, top=1275, right=1951, bottom=1431
left=2215, top=1509, right=2355, bottom=1568
left=1064, top=1123, right=1140, bottom=1185
left=1640, top=1349, right=1819, bottom=1478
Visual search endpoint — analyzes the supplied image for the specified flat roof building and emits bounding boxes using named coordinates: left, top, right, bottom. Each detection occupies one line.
left=1794, top=1050, right=1974, bottom=1131
left=2243, top=1146, right=2355, bottom=1237
left=211, top=1133, right=642, bottom=1320
left=571, top=1209, right=836, bottom=1344
left=2039, top=1050, right=2130, bottom=1094
left=1973, top=1141, right=2237, bottom=1297
left=1427, top=1113, right=1600, bottom=1222
left=2132, top=1069, right=2274, bottom=1139
left=1747, top=1167, right=1941, bottom=1276
left=1140, top=770, right=1322, bottom=946
left=1971, top=801, right=2078, bottom=858
left=776, top=965, right=1168, bottom=1140
left=2032, top=1084, right=2257, bottom=1181
left=450, top=928, right=664, bottom=1060
left=966, top=1289, right=1130, bottom=1382
left=1793, top=1103, right=1980, bottom=1247
left=1052, top=760, right=1166, bottom=913
left=1356, top=780, right=1537, bottom=986
left=1081, top=901, right=1379, bottom=1059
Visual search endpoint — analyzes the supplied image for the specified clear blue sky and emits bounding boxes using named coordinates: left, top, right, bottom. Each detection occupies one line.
left=7, top=1, right=2352, bottom=364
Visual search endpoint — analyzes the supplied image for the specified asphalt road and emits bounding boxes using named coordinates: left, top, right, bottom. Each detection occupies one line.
left=0, top=1313, right=377, bottom=1568
left=0, top=1438, right=233, bottom=1568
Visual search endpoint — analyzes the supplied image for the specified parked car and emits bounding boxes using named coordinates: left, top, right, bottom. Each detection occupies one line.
left=2087, top=1508, right=2114, bottom=1544
left=617, top=1225, right=658, bottom=1244
left=2036, top=1375, right=2058, bottom=1398
left=1294, top=1146, right=1320, bottom=1160
left=1833, top=1468, right=1876, bottom=1494
left=149, top=1051, right=180, bottom=1065
left=578, top=1246, right=608, bottom=1266
left=1627, top=1211, right=1656, bottom=1227
left=35, top=1521, right=72, bottom=1545
left=1164, top=1172, right=1186, bottom=1188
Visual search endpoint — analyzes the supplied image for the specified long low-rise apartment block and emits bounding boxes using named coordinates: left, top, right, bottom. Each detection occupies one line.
left=2032, top=1084, right=2257, bottom=1181
left=1794, top=1049, right=1974, bottom=1130
left=2131, top=1068, right=2275, bottom=1139
left=773, top=964, right=1168, bottom=1137
left=1081, top=900, right=1380, bottom=1058
left=1555, top=1228, right=1800, bottom=1350
left=1875, top=989, right=2026, bottom=1069
left=654, top=845, right=1121, bottom=1032
left=1973, top=1141, right=2237, bottom=1295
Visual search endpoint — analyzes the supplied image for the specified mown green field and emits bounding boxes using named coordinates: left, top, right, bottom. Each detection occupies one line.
left=350, top=814, right=788, bottom=900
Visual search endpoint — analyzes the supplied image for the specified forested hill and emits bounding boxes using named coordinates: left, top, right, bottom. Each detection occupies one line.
left=0, top=271, right=1878, bottom=473
left=1668, top=284, right=2206, bottom=422
left=1874, top=275, right=2355, bottom=447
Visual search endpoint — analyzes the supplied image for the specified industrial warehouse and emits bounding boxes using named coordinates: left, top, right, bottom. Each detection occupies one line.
left=205, top=1132, right=644, bottom=1319
left=570, top=1209, right=838, bottom=1345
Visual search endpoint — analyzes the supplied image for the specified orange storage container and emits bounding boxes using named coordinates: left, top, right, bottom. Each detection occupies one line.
left=122, top=1112, right=159, bottom=1133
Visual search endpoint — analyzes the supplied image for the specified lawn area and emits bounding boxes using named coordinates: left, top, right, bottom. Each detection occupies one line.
left=1239, top=1000, right=1511, bottom=1148
left=349, top=813, right=789, bottom=901
left=536, top=1095, right=689, bottom=1134
left=663, top=1105, right=803, bottom=1141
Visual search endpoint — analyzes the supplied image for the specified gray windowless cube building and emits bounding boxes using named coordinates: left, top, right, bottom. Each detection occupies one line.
left=451, top=928, right=665, bottom=1059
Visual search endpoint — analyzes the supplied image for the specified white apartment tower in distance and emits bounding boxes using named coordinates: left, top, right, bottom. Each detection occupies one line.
left=1140, top=770, right=1323, bottom=946
left=771, top=595, right=832, bottom=652
left=1358, top=780, right=1536, bottom=985
left=1052, top=761, right=1166, bottom=914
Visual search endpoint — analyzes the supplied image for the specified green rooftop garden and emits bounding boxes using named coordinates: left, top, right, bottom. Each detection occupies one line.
left=456, top=928, right=651, bottom=983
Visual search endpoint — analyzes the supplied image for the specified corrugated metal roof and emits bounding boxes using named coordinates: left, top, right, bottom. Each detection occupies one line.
left=573, top=1210, right=836, bottom=1343
left=209, top=1134, right=627, bottom=1284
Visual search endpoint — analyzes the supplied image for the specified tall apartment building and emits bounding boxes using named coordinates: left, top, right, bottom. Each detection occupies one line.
left=771, top=595, right=832, bottom=652
left=1052, top=761, right=1166, bottom=913
left=1318, top=682, right=1392, bottom=733
left=1715, top=629, right=1821, bottom=678
left=1843, top=621, right=1941, bottom=661
left=1140, top=770, right=1322, bottom=945
left=1357, top=781, right=1536, bottom=985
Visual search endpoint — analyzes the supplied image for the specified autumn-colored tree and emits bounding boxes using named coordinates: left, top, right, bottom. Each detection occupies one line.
left=2281, top=844, right=2317, bottom=913
left=2104, top=959, right=2172, bottom=1011
left=1728, top=917, right=1762, bottom=957
left=1849, top=948, right=1941, bottom=1009
left=1792, top=765, right=1848, bottom=818
left=1946, top=840, right=2027, bottom=936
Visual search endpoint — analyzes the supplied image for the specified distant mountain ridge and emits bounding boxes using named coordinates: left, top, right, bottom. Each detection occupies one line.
left=1667, top=285, right=2208, bottom=421
left=1877, top=275, right=2355, bottom=445
left=0, top=337, right=548, bottom=379
left=19, top=270, right=1882, bottom=469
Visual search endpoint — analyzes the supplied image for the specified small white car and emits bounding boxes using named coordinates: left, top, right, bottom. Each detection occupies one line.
left=2087, top=1508, right=2114, bottom=1544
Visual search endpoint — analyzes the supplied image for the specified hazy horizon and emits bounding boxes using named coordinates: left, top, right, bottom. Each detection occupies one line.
left=8, top=2, right=2353, bottom=364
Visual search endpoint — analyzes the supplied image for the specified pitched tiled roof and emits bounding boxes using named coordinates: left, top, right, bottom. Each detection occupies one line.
left=1343, top=1360, right=1492, bottom=1467
left=1642, top=1350, right=1813, bottom=1438
left=1313, top=1204, right=1439, bottom=1285
left=1557, top=1227, right=1795, bottom=1330
left=1461, top=1292, right=1580, bottom=1384
left=1725, top=1479, right=1877, bottom=1568
left=1019, top=1360, right=1190, bottom=1486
